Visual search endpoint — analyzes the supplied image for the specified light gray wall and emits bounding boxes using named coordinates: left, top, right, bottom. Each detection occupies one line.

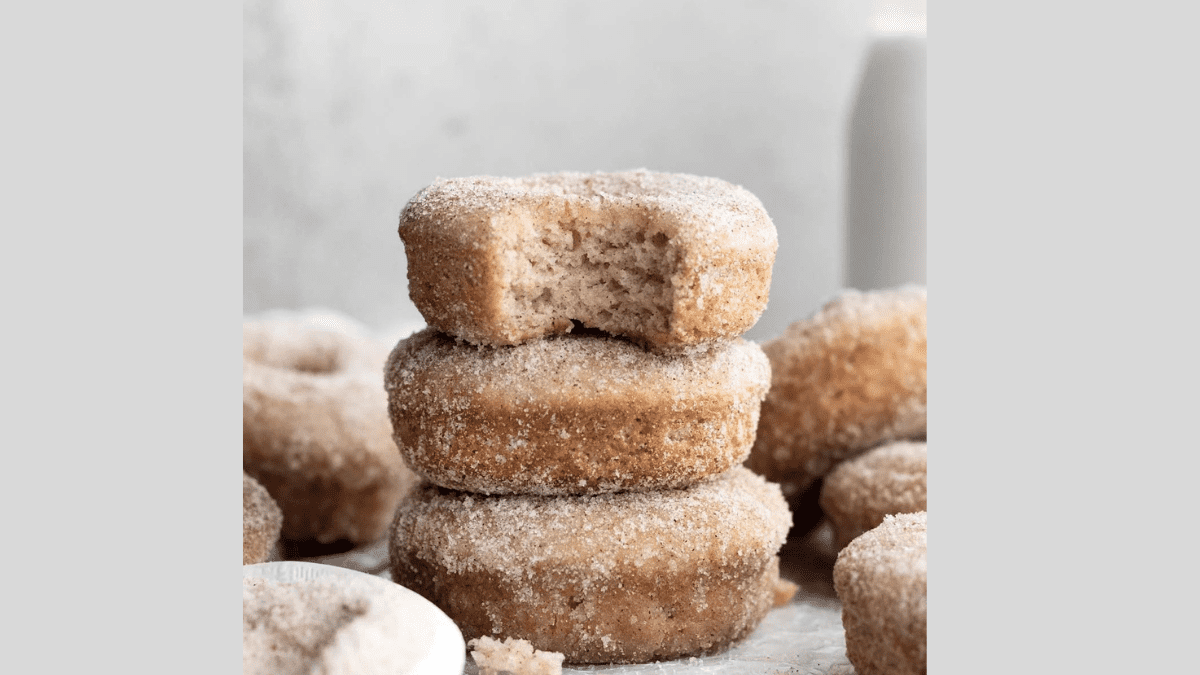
left=244, top=0, right=876, bottom=342
left=845, top=35, right=926, bottom=291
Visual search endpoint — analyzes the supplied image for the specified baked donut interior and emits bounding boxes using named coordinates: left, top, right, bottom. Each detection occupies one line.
left=507, top=213, right=680, bottom=340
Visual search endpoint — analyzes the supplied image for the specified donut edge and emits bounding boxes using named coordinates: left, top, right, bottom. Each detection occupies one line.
left=387, top=467, right=792, bottom=664
left=832, top=512, right=927, bottom=675
left=385, top=330, right=772, bottom=495
left=746, top=285, right=927, bottom=494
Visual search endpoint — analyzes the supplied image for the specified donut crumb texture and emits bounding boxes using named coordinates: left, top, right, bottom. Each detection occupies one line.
left=469, top=636, right=565, bottom=675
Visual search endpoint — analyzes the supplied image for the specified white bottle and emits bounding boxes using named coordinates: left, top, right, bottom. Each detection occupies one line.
left=844, top=2, right=926, bottom=291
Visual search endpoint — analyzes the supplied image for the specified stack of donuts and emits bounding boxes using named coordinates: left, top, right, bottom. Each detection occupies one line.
left=384, top=170, right=794, bottom=665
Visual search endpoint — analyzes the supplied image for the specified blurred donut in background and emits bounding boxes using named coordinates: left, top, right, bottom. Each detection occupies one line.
left=746, top=286, right=926, bottom=497
left=243, top=311, right=418, bottom=545
left=243, top=472, right=283, bottom=565
left=819, top=440, right=926, bottom=549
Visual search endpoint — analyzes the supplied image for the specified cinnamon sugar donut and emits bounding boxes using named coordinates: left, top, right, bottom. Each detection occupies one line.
left=746, top=286, right=927, bottom=497
left=398, top=170, right=778, bottom=351
left=243, top=472, right=283, bottom=565
left=388, top=466, right=792, bottom=665
left=820, top=440, right=927, bottom=549
left=384, top=327, right=771, bottom=495
left=833, top=512, right=927, bottom=675
left=243, top=562, right=465, bottom=675
left=243, top=313, right=418, bottom=544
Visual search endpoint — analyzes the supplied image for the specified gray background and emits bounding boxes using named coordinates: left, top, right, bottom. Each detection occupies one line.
left=244, top=0, right=922, bottom=342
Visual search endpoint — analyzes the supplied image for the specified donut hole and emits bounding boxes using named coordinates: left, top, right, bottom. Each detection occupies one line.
left=287, top=349, right=341, bottom=375
left=244, top=330, right=349, bottom=376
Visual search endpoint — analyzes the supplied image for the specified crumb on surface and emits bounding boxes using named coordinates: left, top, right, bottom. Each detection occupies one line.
left=468, top=636, right=565, bottom=675
left=772, top=578, right=799, bottom=607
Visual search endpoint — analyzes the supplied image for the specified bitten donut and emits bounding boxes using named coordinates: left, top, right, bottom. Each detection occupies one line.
left=833, top=512, right=927, bottom=675
left=398, top=170, right=778, bottom=351
left=746, top=286, right=926, bottom=497
left=820, top=440, right=927, bottom=549
left=243, top=472, right=283, bottom=565
left=384, top=327, right=771, bottom=495
left=243, top=312, right=418, bottom=544
left=388, top=466, right=792, bottom=664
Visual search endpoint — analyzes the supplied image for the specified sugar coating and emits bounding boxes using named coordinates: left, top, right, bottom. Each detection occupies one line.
left=833, top=512, right=927, bottom=675
left=398, top=170, right=778, bottom=350
left=746, top=286, right=927, bottom=497
left=388, top=466, right=792, bottom=664
left=242, top=577, right=370, bottom=675
left=820, top=440, right=927, bottom=549
left=468, top=636, right=565, bottom=675
left=244, top=315, right=418, bottom=544
left=243, top=312, right=391, bottom=374
left=243, top=472, right=283, bottom=565
left=384, top=328, right=771, bottom=495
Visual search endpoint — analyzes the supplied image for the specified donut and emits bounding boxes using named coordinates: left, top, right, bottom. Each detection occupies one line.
left=243, top=472, right=283, bottom=565
left=819, top=440, right=927, bottom=549
left=388, top=466, right=792, bottom=664
left=398, top=170, right=777, bottom=351
left=243, top=312, right=418, bottom=544
left=243, top=311, right=389, bottom=374
left=384, top=327, right=771, bottom=495
left=746, top=286, right=926, bottom=497
left=243, top=561, right=465, bottom=675
left=833, top=511, right=927, bottom=675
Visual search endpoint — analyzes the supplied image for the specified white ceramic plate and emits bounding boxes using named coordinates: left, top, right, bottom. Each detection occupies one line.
left=244, top=561, right=466, bottom=675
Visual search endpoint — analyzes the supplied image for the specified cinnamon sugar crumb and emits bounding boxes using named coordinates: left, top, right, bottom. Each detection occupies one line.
left=468, top=636, right=565, bottom=675
left=772, top=578, right=799, bottom=607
